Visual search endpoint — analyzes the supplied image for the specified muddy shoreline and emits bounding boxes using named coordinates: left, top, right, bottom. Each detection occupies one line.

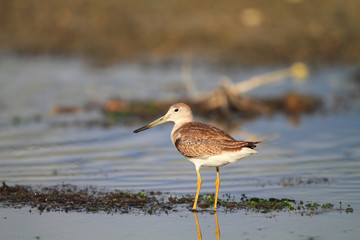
left=1, top=0, right=359, bottom=65
left=0, top=182, right=353, bottom=215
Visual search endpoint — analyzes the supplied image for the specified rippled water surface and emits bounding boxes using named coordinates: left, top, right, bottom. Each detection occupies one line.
left=0, top=55, right=359, bottom=239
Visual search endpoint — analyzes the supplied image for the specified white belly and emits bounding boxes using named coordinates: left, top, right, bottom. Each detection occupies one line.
left=187, top=147, right=257, bottom=170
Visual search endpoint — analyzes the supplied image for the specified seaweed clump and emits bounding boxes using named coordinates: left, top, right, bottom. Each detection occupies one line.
left=0, top=181, right=168, bottom=214
left=0, top=182, right=353, bottom=215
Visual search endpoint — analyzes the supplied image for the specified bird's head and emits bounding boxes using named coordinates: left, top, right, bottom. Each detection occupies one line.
left=133, top=103, right=193, bottom=133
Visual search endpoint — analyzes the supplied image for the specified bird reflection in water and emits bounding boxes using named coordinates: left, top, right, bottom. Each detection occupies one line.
left=193, top=212, right=220, bottom=240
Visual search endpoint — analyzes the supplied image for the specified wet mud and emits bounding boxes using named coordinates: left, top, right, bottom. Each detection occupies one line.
left=0, top=182, right=352, bottom=215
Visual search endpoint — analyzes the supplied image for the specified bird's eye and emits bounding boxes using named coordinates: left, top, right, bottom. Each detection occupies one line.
left=174, top=108, right=179, bottom=112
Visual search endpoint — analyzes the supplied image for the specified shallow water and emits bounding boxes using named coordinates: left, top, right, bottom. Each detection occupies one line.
left=0, top=55, right=360, bottom=239
left=1, top=207, right=359, bottom=240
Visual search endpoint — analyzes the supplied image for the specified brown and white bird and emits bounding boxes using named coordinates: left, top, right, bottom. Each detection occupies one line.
left=134, top=103, right=259, bottom=211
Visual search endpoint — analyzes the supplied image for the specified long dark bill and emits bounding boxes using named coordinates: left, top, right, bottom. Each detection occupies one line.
left=133, top=116, right=167, bottom=133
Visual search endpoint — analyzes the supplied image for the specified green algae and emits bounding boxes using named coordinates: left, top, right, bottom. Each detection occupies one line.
left=0, top=182, right=353, bottom=215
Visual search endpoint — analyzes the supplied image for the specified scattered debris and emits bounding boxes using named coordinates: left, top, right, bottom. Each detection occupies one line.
left=0, top=182, right=352, bottom=215
left=258, top=176, right=331, bottom=188
left=47, top=63, right=323, bottom=127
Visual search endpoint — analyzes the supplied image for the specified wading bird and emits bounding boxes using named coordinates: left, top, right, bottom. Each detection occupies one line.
left=134, top=103, right=259, bottom=211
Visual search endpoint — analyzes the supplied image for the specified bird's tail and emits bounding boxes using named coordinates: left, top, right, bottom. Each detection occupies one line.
left=245, top=141, right=260, bottom=150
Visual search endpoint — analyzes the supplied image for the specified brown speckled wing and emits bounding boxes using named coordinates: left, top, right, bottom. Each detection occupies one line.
left=173, top=122, right=258, bottom=158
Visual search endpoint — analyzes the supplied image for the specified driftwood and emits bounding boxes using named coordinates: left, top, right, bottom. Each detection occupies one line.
left=183, top=61, right=313, bottom=118
left=50, top=61, right=321, bottom=127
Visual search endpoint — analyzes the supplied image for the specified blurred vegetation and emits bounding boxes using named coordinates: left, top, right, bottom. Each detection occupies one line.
left=0, top=0, right=359, bottom=64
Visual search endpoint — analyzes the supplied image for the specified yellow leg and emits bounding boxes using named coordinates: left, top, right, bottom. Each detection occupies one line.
left=214, top=167, right=220, bottom=211
left=193, top=212, right=202, bottom=240
left=214, top=212, right=220, bottom=240
left=193, top=168, right=202, bottom=210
